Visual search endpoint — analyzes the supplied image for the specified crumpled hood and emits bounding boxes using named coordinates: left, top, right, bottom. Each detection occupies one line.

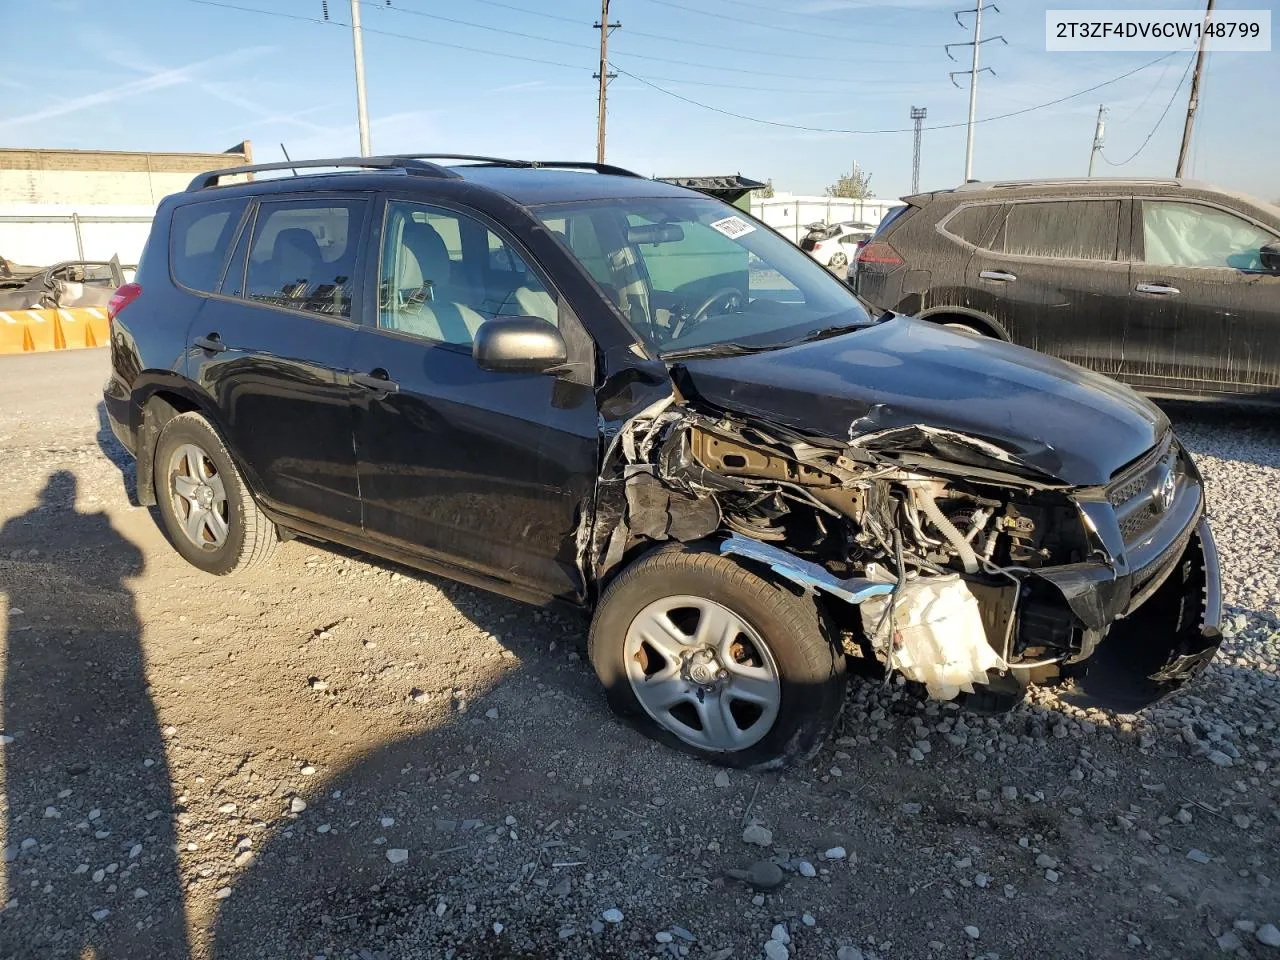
left=674, top=316, right=1168, bottom=487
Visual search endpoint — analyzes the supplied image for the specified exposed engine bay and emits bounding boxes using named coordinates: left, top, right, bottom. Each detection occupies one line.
left=588, top=392, right=1222, bottom=710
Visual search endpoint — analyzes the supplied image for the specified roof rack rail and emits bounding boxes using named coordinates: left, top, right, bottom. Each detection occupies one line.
left=389, top=154, right=643, bottom=178
left=388, top=153, right=534, bottom=167
left=186, top=156, right=461, bottom=191
left=955, top=176, right=1182, bottom=192
left=528, top=160, right=644, bottom=178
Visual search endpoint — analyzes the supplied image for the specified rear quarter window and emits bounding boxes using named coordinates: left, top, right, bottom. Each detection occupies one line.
left=169, top=198, right=249, bottom=293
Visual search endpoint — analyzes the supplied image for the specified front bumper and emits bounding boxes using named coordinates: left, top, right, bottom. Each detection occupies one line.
left=1060, top=516, right=1222, bottom=711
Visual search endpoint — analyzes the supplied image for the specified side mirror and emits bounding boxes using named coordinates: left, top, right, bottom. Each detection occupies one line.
left=473, top=316, right=568, bottom=374
left=1260, top=240, right=1280, bottom=272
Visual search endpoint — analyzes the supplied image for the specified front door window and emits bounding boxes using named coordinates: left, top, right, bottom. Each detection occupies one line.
left=378, top=200, right=557, bottom=346
left=1141, top=201, right=1277, bottom=272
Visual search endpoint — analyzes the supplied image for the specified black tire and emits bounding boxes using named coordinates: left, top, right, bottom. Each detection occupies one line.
left=153, top=412, right=277, bottom=576
left=942, top=320, right=986, bottom=337
left=589, top=544, right=845, bottom=769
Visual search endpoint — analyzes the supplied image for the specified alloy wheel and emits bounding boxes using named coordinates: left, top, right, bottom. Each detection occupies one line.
left=623, top=596, right=781, bottom=751
left=168, top=442, right=229, bottom=551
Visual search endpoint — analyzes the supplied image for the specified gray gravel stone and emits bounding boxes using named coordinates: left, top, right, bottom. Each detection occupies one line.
left=1258, top=924, right=1280, bottom=948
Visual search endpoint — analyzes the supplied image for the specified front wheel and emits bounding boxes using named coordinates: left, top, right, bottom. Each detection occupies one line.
left=153, top=412, right=277, bottom=576
left=589, top=545, right=845, bottom=769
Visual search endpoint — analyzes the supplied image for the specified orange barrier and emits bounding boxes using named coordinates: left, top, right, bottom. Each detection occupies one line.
left=0, top=307, right=108, bottom=354
left=0, top=312, right=30, bottom=355
left=21, top=310, right=62, bottom=352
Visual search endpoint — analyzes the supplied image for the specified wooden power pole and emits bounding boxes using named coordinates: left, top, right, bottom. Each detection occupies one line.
left=1176, top=0, right=1215, bottom=177
left=594, top=0, right=619, bottom=164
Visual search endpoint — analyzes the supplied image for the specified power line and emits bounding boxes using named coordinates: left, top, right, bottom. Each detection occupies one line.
left=1100, top=53, right=1196, bottom=167
left=184, top=0, right=589, bottom=70
left=634, top=0, right=933, bottom=48
left=612, top=53, right=1180, bottom=136
left=377, top=1, right=923, bottom=75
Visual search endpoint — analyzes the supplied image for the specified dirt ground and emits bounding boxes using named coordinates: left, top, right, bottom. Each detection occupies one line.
left=1, top=348, right=1277, bottom=960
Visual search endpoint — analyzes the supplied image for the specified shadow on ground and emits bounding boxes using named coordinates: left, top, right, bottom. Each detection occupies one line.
left=1, top=471, right=188, bottom=959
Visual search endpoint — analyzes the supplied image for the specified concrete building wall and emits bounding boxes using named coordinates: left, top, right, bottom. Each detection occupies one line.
left=0, top=144, right=250, bottom=265
left=0, top=146, right=251, bottom=206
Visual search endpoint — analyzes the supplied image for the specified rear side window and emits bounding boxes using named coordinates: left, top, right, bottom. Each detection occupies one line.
left=170, top=198, right=248, bottom=293
left=942, top=204, right=1000, bottom=246
left=244, top=199, right=368, bottom=318
left=996, top=200, right=1120, bottom=261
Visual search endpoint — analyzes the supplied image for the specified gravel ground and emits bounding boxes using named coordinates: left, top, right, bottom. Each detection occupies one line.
left=0, top=349, right=1277, bottom=960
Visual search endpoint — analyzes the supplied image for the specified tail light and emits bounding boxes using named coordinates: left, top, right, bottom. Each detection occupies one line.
left=855, top=241, right=903, bottom=267
left=107, top=282, right=142, bottom=321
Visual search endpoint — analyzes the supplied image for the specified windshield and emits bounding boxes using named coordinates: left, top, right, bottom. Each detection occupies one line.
left=533, top=196, right=872, bottom=357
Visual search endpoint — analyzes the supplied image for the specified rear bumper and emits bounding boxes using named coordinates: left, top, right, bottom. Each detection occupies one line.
left=102, top=375, right=137, bottom=458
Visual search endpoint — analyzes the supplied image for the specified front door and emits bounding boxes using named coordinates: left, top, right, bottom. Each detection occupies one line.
left=965, top=198, right=1131, bottom=373
left=350, top=196, right=598, bottom=600
left=188, top=194, right=370, bottom=531
left=1124, top=198, right=1280, bottom=397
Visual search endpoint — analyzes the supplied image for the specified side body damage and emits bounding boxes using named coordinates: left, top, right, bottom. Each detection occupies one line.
left=587, top=380, right=1222, bottom=711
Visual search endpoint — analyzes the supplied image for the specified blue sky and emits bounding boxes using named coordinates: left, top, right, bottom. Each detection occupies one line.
left=1, top=0, right=1275, bottom=201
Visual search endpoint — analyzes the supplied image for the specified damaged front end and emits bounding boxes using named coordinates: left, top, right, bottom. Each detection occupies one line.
left=590, top=395, right=1222, bottom=712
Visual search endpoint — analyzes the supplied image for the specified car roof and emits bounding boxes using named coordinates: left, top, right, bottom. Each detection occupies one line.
left=178, top=155, right=698, bottom=207
left=904, top=177, right=1280, bottom=222
left=457, top=166, right=693, bottom=204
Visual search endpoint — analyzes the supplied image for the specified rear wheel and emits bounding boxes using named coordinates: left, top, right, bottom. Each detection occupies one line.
left=828, top=251, right=849, bottom=270
left=589, top=545, right=845, bottom=769
left=153, top=412, right=277, bottom=576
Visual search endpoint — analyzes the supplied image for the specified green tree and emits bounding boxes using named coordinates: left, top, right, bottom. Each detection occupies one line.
left=751, top=178, right=775, bottom=199
left=825, top=162, right=873, bottom=200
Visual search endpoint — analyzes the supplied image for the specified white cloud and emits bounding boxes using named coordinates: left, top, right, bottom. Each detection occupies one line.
left=0, top=46, right=273, bottom=133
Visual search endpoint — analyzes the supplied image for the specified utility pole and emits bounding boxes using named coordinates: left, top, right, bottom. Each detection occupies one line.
left=1087, top=104, right=1107, bottom=177
left=594, top=0, right=620, bottom=164
left=910, top=106, right=927, bottom=193
left=948, top=3, right=1005, bottom=182
left=349, top=0, right=371, bottom=156
left=1176, top=0, right=1215, bottom=177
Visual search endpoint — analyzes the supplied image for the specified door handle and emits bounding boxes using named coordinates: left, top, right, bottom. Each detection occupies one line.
left=193, top=333, right=227, bottom=353
left=352, top=370, right=400, bottom=394
left=979, top=270, right=1017, bottom=282
left=1135, top=283, right=1181, bottom=296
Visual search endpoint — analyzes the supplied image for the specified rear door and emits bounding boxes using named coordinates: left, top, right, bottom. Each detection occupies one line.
left=1124, top=197, right=1280, bottom=396
left=349, top=194, right=598, bottom=600
left=965, top=198, right=1130, bottom=372
left=187, top=194, right=370, bottom=531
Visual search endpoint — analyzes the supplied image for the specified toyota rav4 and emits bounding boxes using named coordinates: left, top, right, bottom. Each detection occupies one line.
left=103, top=155, right=1222, bottom=768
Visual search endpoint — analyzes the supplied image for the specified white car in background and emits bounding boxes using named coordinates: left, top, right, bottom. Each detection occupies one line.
left=799, top=220, right=876, bottom=273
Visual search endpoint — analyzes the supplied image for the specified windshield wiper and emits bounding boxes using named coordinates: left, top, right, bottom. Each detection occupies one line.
left=662, top=341, right=780, bottom=360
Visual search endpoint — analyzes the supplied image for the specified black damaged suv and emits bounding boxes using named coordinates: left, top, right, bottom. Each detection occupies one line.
left=105, top=156, right=1222, bottom=768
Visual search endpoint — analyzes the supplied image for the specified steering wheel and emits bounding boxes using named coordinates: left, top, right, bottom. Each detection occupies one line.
left=689, top=286, right=745, bottom=323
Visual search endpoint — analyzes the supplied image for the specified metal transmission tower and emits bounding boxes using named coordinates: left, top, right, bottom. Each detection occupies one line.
left=910, top=106, right=927, bottom=193
left=594, top=0, right=620, bottom=164
left=1087, top=104, right=1107, bottom=176
left=947, top=3, right=1005, bottom=181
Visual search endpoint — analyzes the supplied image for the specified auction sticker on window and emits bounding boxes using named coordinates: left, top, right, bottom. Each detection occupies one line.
left=709, top=215, right=756, bottom=240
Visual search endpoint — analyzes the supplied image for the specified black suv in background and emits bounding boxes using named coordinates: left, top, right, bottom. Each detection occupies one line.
left=104, top=156, right=1221, bottom=769
left=854, top=178, right=1280, bottom=402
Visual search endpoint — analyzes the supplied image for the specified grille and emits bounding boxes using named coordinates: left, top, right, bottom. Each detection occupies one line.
left=1119, top=503, right=1160, bottom=541
left=1108, top=468, right=1153, bottom=508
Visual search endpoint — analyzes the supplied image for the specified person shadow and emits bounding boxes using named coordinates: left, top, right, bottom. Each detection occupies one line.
left=1, top=471, right=189, bottom=959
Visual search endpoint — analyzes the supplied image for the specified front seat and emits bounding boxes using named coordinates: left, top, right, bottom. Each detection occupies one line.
left=395, top=221, right=486, bottom=344
left=271, top=228, right=324, bottom=300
